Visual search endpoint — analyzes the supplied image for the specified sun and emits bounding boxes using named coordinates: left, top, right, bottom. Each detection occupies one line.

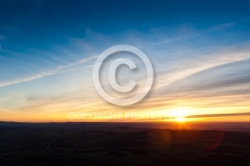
left=169, top=108, right=189, bottom=123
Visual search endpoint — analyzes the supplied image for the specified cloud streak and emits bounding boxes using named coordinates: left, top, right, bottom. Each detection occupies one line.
left=188, top=112, right=250, bottom=118
left=155, top=48, right=250, bottom=91
left=0, top=56, right=96, bottom=88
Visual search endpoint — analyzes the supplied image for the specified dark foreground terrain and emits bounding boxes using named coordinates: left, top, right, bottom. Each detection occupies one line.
left=1, top=122, right=250, bottom=166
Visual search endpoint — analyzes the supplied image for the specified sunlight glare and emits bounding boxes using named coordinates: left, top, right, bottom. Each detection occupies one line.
left=169, top=108, right=190, bottom=123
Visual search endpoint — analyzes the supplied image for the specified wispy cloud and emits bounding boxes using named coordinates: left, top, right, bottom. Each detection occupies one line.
left=208, top=22, right=235, bottom=32
left=0, top=55, right=96, bottom=88
left=155, top=48, right=250, bottom=91
left=0, top=35, right=6, bottom=41
left=188, top=112, right=250, bottom=118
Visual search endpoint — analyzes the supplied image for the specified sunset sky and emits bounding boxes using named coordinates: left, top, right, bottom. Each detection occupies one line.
left=0, top=0, right=250, bottom=122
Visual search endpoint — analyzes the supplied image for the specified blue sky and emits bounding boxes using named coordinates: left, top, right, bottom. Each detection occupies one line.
left=0, top=0, right=250, bottom=122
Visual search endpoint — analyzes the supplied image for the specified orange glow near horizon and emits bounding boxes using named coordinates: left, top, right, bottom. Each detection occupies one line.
left=1, top=105, right=250, bottom=123
left=168, top=108, right=190, bottom=123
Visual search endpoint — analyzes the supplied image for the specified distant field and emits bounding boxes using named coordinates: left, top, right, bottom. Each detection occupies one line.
left=1, top=122, right=250, bottom=166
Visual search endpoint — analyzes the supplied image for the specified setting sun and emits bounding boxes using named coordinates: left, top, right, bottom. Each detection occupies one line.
left=169, top=108, right=190, bottom=122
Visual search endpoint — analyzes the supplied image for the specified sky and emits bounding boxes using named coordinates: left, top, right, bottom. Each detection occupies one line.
left=0, top=0, right=250, bottom=122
